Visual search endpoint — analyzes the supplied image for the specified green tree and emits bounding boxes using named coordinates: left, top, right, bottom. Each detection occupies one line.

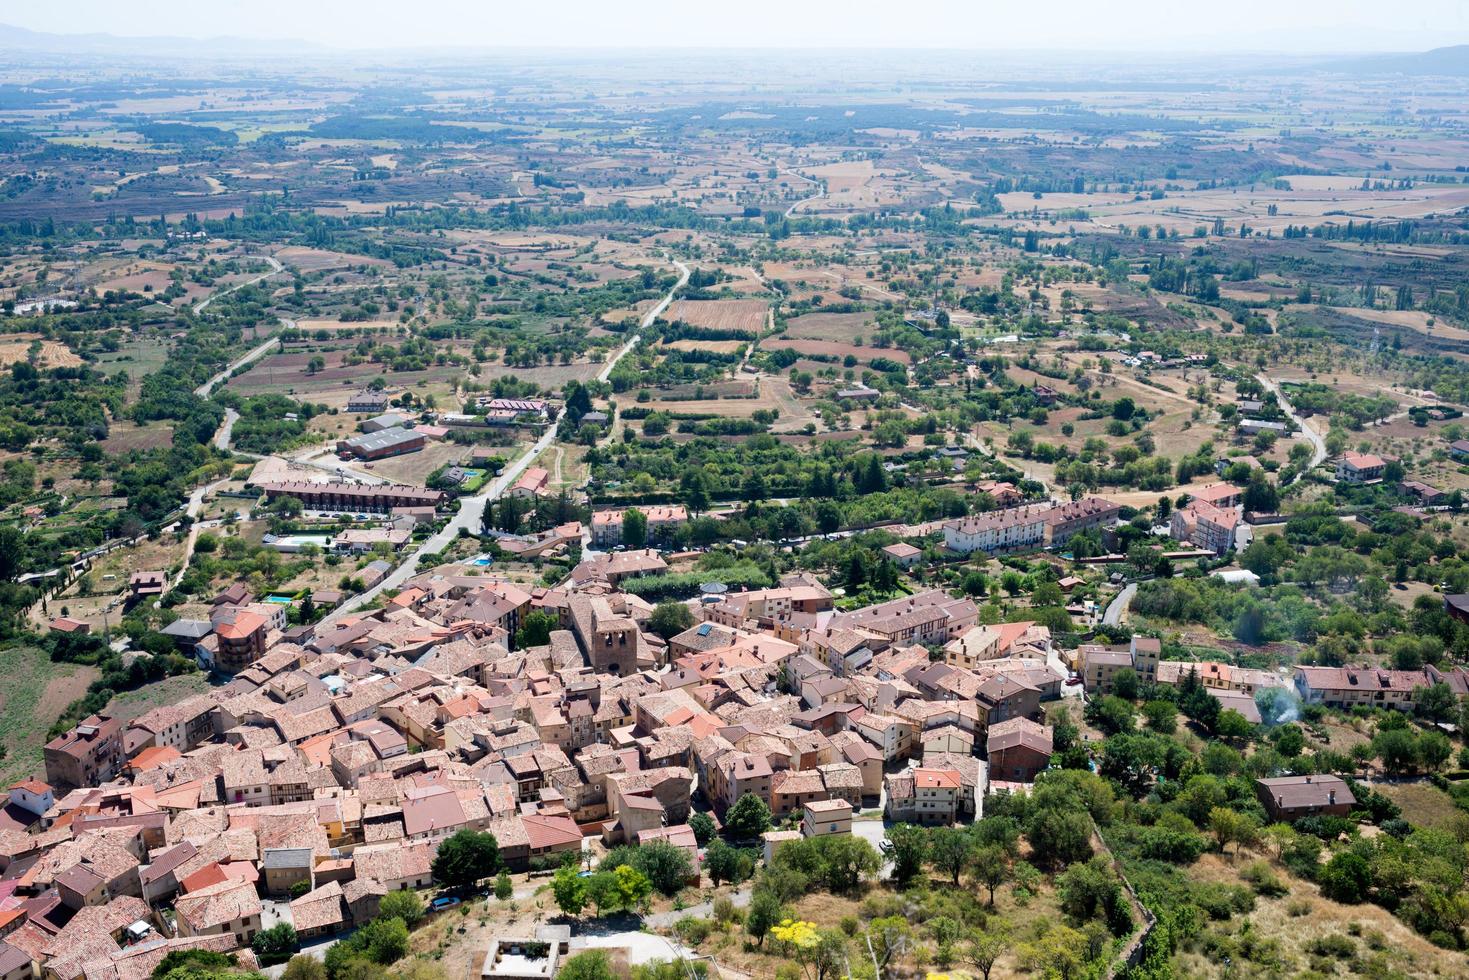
left=622, top=508, right=648, bottom=549
left=704, top=838, right=751, bottom=887
left=1026, top=809, right=1094, bottom=869
left=745, top=890, right=783, bottom=948
left=378, top=889, right=424, bottom=927
left=725, top=792, right=771, bottom=840
left=431, top=830, right=501, bottom=891
left=1142, top=700, right=1177, bottom=734
left=648, top=600, right=694, bottom=640
left=1214, top=708, right=1254, bottom=741
left=885, top=823, right=929, bottom=884
left=252, top=923, right=299, bottom=965
left=494, top=871, right=513, bottom=901
left=928, top=826, right=974, bottom=886
left=1208, top=806, right=1259, bottom=857
left=629, top=840, right=693, bottom=896
left=965, top=929, right=1010, bottom=980
left=614, top=864, right=653, bottom=911
left=552, top=865, right=587, bottom=918
left=514, top=610, right=558, bottom=649
left=1112, top=668, right=1139, bottom=702
left=1419, top=730, right=1453, bottom=772
left=557, top=950, right=616, bottom=980
left=971, top=845, right=1011, bottom=907
left=1373, top=728, right=1419, bottom=775
left=1415, top=682, right=1457, bottom=723
left=282, top=955, right=328, bottom=980
left=688, top=811, right=716, bottom=846
left=1319, top=851, right=1372, bottom=904
left=358, top=916, right=409, bottom=964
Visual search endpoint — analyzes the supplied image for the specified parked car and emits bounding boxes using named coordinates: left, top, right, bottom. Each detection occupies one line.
left=429, top=896, right=461, bottom=912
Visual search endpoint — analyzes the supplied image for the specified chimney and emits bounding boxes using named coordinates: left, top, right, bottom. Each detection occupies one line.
left=1305, top=775, right=1311, bottom=783
left=1328, top=791, right=1336, bottom=805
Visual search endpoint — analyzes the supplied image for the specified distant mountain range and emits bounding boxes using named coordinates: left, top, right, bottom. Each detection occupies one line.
left=0, top=21, right=320, bottom=56
left=1320, top=45, right=1469, bottom=76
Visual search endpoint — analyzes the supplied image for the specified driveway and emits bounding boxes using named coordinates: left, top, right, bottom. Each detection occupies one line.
left=575, top=924, right=698, bottom=966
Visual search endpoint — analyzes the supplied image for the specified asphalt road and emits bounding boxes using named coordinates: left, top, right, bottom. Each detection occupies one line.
left=321, top=257, right=690, bottom=625
left=1103, top=582, right=1137, bottom=626
left=1256, top=372, right=1326, bottom=484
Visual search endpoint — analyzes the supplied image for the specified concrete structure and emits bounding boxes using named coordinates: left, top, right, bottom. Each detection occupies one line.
left=1294, top=665, right=1435, bottom=712
left=337, top=427, right=426, bottom=461
left=801, top=799, right=853, bottom=838
left=258, top=481, right=444, bottom=513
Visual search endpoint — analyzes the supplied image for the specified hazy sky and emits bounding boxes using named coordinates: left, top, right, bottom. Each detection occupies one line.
left=8, top=0, right=1468, bottom=52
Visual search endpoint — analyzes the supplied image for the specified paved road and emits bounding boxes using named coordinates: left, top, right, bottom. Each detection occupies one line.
left=193, top=254, right=284, bottom=315
left=643, top=887, right=751, bottom=927
left=1256, top=372, right=1326, bottom=484
left=1103, top=582, right=1137, bottom=626
left=784, top=172, right=824, bottom=218
left=213, top=408, right=240, bottom=451
left=322, top=257, right=690, bottom=625
left=195, top=330, right=287, bottom=398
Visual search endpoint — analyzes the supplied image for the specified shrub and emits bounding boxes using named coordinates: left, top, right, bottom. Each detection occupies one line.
left=1241, top=861, right=1289, bottom=898
left=379, top=889, right=424, bottom=926
left=673, top=917, right=714, bottom=946
left=1307, top=934, right=1355, bottom=958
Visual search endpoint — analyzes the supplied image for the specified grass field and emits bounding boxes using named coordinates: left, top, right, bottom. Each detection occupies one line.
left=1373, top=779, right=1464, bottom=831
left=94, top=337, right=175, bottom=380
left=104, top=673, right=213, bottom=724
left=0, top=645, right=99, bottom=785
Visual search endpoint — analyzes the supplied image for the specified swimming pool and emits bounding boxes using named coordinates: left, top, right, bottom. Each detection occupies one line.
left=263, top=595, right=295, bottom=604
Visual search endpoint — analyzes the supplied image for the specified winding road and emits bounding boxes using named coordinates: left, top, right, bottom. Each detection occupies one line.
left=321, top=257, right=691, bottom=625
left=1103, top=582, right=1137, bottom=626
left=1255, top=372, right=1326, bottom=485
left=783, top=171, right=824, bottom=218
left=192, top=254, right=285, bottom=315
left=195, top=331, right=287, bottom=399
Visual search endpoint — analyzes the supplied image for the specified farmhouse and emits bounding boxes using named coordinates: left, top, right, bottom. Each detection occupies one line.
left=347, top=390, right=392, bottom=414
left=1256, top=775, right=1355, bottom=823
left=1335, top=451, right=1387, bottom=484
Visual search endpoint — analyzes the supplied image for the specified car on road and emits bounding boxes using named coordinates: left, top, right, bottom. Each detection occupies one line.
left=1065, top=675, right=1084, bottom=686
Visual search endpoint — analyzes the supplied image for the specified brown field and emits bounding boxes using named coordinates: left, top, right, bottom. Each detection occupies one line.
left=661, top=298, right=768, bottom=335
left=276, top=246, right=393, bottom=273
left=0, top=335, right=83, bottom=369
left=662, top=339, right=745, bottom=354
left=769, top=338, right=911, bottom=364
left=1372, top=779, right=1465, bottom=831
left=101, top=422, right=176, bottom=454
left=783, top=311, right=878, bottom=342
left=640, top=395, right=780, bottom=418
